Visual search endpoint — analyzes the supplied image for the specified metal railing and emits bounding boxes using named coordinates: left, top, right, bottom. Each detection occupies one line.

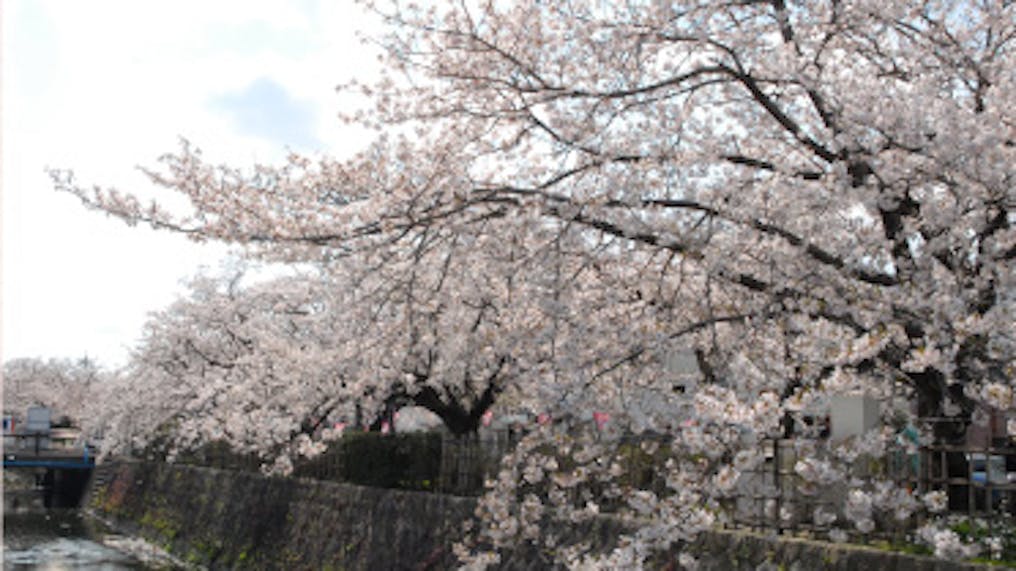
left=3, top=432, right=95, bottom=468
left=720, top=438, right=1016, bottom=543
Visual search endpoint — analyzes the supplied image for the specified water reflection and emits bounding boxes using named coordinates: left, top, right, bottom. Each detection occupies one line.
left=4, top=537, right=145, bottom=570
left=4, top=511, right=166, bottom=570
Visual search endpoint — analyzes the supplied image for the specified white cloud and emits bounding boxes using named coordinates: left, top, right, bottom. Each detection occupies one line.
left=211, top=77, right=322, bottom=151
left=2, top=1, right=380, bottom=367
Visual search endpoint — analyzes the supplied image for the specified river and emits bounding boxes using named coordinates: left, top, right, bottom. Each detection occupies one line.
left=4, top=475, right=183, bottom=570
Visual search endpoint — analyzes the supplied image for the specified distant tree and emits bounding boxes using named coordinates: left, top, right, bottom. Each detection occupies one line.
left=98, top=271, right=349, bottom=470
left=107, top=232, right=668, bottom=471
left=3, top=356, right=103, bottom=428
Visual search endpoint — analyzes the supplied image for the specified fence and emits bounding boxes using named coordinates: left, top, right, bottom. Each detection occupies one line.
left=921, top=442, right=1016, bottom=517
left=438, top=429, right=518, bottom=494
left=721, top=438, right=1016, bottom=544
left=165, top=430, right=519, bottom=496
left=156, top=429, right=1016, bottom=539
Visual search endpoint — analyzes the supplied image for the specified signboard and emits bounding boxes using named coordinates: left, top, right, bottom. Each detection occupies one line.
left=830, top=394, right=879, bottom=441
left=26, top=406, right=52, bottom=433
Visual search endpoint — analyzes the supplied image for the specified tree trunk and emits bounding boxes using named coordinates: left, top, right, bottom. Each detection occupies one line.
left=411, top=383, right=497, bottom=436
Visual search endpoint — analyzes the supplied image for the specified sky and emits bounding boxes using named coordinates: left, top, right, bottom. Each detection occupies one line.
left=2, top=0, right=379, bottom=368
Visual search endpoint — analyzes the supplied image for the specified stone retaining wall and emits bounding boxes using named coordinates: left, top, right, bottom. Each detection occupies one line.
left=87, top=462, right=472, bottom=570
left=86, top=462, right=1001, bottom=570
left=688, top=530, right=997, bottom=571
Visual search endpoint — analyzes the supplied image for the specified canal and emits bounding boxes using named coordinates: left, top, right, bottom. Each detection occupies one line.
left=4, top=472, right=182, bottom=570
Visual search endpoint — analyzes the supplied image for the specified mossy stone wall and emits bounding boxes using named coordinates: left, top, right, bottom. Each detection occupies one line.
left=87, top=462, right=472, bottom=570
left=87, top=462, right=1002, bottom=570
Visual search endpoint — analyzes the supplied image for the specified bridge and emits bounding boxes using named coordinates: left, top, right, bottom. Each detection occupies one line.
left=4, top=432, right=96, bottom=508
left=3, top=432, right=95, bottom=470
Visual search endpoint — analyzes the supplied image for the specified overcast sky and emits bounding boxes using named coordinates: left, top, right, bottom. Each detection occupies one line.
left=3, top=1, right=378, bottom=368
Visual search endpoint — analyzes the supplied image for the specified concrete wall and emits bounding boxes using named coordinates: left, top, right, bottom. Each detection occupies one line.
left=687, top=530, right=997, bottom=571
left=86, top=462, right=1001, bottom=570
left=87, top=462, right=473, bottom=570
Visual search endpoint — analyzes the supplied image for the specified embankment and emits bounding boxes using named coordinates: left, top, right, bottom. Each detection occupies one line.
left=86, top=462, right=1001, bottom=570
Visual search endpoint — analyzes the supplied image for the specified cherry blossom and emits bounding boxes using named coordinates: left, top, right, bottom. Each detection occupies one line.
left=3, top=357, right=107, bottom=432
left=50, top=0, right=1015, bottom=566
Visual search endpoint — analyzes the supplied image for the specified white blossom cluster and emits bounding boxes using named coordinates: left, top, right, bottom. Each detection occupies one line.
left=917, top=525, right=982, bottom=561
left=47, top=0, right=1016, bottom=567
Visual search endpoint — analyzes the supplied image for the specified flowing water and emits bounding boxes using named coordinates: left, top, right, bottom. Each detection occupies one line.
left=4, top=479, right=182, bottom=571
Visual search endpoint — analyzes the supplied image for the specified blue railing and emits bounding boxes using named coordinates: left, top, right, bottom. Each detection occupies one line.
left=3, top=432, right=95, bottom=470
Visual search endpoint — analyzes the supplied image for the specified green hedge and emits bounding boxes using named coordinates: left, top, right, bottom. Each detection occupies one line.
left=293, top=431, right=443, bottom=491
left=155, top=431, right=503, bottom=495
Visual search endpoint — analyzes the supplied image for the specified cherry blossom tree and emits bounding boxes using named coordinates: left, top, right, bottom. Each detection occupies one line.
left=3, top=356, right=105, bottom=428
left=97, top=271, right=354, bottom=469
left=105, top=244, right=654, bottom=470
left=53, top=0, right=1015, bottom=566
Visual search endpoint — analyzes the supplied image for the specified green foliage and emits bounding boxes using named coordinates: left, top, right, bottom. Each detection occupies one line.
left=294, top=431, right=443, bottom=491
left=871, top=515, right=1016, bottom=565
left=140, top=509, right=180, bottom=542
left=172, top=440, right=262, bottom=471
left=868, top=539, right=933, bottom=558
left=948, top=515, right=1016, bottom=565
left=613, top=437, right=670, bottom=493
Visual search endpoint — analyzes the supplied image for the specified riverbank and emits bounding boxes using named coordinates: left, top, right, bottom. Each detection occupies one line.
left=3, top=510, right=151, bottom=569
left=86, top=461, right=473, bottom=570
left=87, top=461, right=1008, bottom=570
left=3, top=473, right=184, bottom=570
left=4, top=469, right=45, bottom=513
